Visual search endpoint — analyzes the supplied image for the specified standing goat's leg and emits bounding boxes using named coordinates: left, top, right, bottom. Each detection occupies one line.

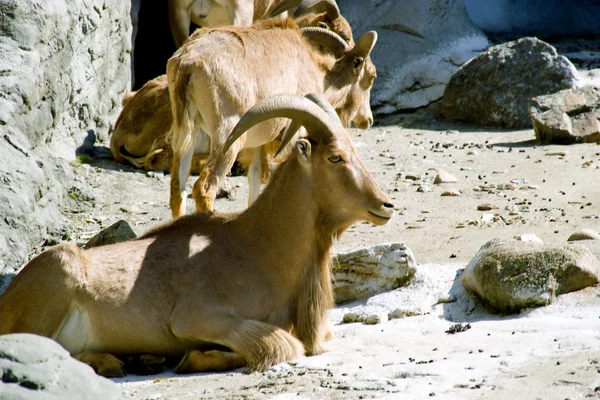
left=226, top=0, right=254, bottom=26
left=192, top=122, right=242, bottom=212
left=170, top=144, right=195, bottom=218
left=247, top=146, right=263, bottom=206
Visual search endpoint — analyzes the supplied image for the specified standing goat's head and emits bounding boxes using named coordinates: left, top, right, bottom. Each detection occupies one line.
left=302, top=28, right=378, bottom=130
left=225, top=93, right=394, bottom=228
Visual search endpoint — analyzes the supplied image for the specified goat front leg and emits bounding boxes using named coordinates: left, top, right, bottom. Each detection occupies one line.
left=247, top=146, right=263, bottom=206
left=170, top=144, right=195, bottom=218
left=171, top=312, right=304, bottom=373
left=225, top=0, right=254, bottom=26
left=168, top=0, right=192, bottom=47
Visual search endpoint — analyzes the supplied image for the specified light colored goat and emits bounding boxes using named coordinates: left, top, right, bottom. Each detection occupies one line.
left=167, top=0, right=352, bottom=48
left=0, top=93, right=394, bottom=377
left=167, top=18, right=378, bottom=217
left=110, top=0, right=354, bottom=173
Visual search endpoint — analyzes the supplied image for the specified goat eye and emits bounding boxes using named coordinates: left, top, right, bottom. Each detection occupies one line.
left=353, top=57, right=364, bottom=69
left=328, top=155, right=343, bottom=163
left=318, top=22, right=329, bottom=29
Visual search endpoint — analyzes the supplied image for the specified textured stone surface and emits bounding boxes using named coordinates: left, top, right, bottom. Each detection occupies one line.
left=0, top=0, right=131, bottom=293
left=0, top=333, right=121, bottom=399
left=529, top=86, right=600, bottom=144
left=440, top=37, right=579, bottom=128
left=85, top=220, right=137, bottom=249
left=461, top=239, right=600, bottom=314
left=339, top=0, right=489, bottom=113
left=333, top=242, right=416, bottom=304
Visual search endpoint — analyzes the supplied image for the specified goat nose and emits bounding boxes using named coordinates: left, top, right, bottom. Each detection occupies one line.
left=383, top=202, right=394, bottom=209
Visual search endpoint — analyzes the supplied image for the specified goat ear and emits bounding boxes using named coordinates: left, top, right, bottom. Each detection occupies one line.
left=296, top=139, right=312, bottom=162
left=353, top=31, right=378, bottom=59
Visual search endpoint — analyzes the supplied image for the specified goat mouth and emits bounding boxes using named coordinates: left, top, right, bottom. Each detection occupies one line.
left=368, top=210, right=392, bottom=223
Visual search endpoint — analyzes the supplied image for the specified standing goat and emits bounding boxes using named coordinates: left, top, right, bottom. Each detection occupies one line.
left=168, top=0, right=352, bottom=48
left=167, top=18, right=378, bottom=217
left=110, top=0, right=354, bottom=173
left=0, top=94, right=394, bottom=377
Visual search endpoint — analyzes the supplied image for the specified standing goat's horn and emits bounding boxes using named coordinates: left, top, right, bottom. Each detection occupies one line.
left=268, top=0, right=303, bottom=18
left=294, top=0, right=340, bottom=19
left=300, top=27, right=349, bottom=57
left=224, top=94, right=339, bottom=155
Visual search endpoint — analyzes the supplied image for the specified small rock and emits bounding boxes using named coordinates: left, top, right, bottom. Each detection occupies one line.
left=405, top=174, right=421, bottom=181
left=364, top=314, right=382, bottom=325
left=515, top=233, right=544, bottom=245
left=417, top=184, right=433, bottom=193
left=342, top=313, right=365, bottom=323
left=568, top=229, right=600, bottom=242
left=545, top=151, right=569, bottom=157
left=433, top=169, right=458, bottom=184
left=477, top=204, right=497, bottom=211
left=441, top=189, right=461, bottom=197
left=85, top=220, right=137, bottom=249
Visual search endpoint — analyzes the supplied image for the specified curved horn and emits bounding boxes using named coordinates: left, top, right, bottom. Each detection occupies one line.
left=305, top=93, right=342, bottom=126
left=294, top=0, right=340, bottom=19
left=268, top=0, right=303, bottom=18
left=224, top=94, right=339, bottom=154
left=301, top=26, right=349, bottom=58
left=353, top=31, right=378, bottom=59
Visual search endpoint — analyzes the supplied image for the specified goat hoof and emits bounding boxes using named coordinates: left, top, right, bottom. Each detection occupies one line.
left=74, top=351, right=126, bottom=377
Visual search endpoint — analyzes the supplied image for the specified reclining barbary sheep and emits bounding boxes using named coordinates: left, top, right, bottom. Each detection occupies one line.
left=110, top=0, right=354, bottom=173
left=0, top=93, right=394, bottom=377
left=167, top=18, right=379, bottom=217
left=167, top=0, right=352, bottom=48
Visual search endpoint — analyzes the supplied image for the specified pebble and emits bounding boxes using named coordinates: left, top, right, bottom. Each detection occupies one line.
left=342, top=313, right=365, bottom=323
left=515, top=233, right=543, bottom=245
left=417, top=185, right=433, bottom=193
left=567, top=229, right=600, bottom=241
left=441, top=189, right=461, bottom=197
left=365, top=314, right=382, bottom=325
left=477, top=204, right=497, bottom=211
left=545, top=151, right=569, bottom=157
left=433, top=169, right=457, bottom=184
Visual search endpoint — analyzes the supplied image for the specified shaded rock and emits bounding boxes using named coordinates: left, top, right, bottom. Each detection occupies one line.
left=461, top=239, right=600, bottom=313
left=339, top=0, right=489, bottom=113
left=85, top=220, right=137, bottom=249
left=568, top=229, right=600, bottom=242
left=464, top=0, right=600, bottom=39
left=433, top=169, right=457, bottom=184
left=530, top=86, right=600, bottom=144
left=440, top=37, right=578, bottom=128
left=0, top=334, right=121, bottom=400
left=477, top=204, right=497, bottom=211
left=333, top=243, right=416, bottom=304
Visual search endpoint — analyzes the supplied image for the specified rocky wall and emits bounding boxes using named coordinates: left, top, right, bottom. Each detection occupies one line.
left=0, top=0, right=131, bottom=292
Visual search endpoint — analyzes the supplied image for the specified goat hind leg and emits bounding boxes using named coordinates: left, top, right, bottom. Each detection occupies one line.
left=170, top=145, right=194, bottom=218
left=192, top=133, right=241, bottom=212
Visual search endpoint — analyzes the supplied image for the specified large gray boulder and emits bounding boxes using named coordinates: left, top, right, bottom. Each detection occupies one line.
left=0, top=333, right=121, bottom=399
left=440, top=37, right=579, bottom=128
left=529, top=86, right=600, bottom=144
left=0, top=0, right=131, bottom=293
left=339, top=0, right=489, bottom=113
left=333, top=242, right=416, bottom=304
left=461, top=239, right=600, bottom=314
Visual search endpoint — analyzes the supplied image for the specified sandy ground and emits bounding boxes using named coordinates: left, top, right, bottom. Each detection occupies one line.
left=65, top=111, right=600, bottom=399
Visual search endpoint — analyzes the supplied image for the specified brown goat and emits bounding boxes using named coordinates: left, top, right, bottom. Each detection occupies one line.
left=167, top=18, right=378, bottom=217
left=0, top=94, right=394, bottom=377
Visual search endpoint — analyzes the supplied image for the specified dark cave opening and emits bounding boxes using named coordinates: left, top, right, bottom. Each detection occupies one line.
left=132, top=1, right=177, bottom=90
